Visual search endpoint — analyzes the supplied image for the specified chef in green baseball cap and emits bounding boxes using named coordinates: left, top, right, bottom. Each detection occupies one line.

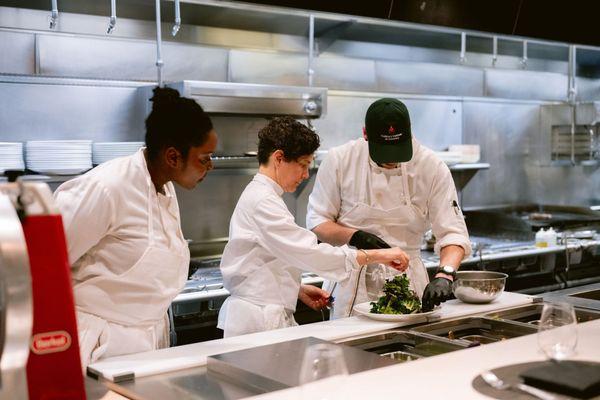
left=307, top=97, right=472, bottom=317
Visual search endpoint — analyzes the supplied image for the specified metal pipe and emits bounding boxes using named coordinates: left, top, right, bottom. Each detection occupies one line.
left=521, top=40, right=528, bottom=68
left=307, top=14, right=315, bottom=87
left=568, top=45, right=577, bottom=103
left=459, top=32, right=466, bottom=64
left=172, top=0, right=181, bottom=37
left=49, top=0, right=58, bottom=29
left=107, top=0, right=117, bottom=34
left=492, top=36, right=498, bottom=67
left=571, top=104, right=576, bottom=166
left=155, top=0, right=164, bottom=87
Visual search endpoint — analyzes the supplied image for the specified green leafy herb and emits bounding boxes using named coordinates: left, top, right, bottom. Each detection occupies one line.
left=370, top=275, right=422, bottom=314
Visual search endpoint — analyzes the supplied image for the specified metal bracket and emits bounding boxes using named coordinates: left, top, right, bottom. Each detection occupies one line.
left=107, top=0, right=117, bottom=34
left=459, top=32, right=467, bottom=64
left=492, top=36, right=498, bottom=67
left=172, top=0, right=181, bottom=37
left=310, top=19, right=357, bottom=55
left=520, top=40, right=528, bottom=69
left=49, top=0, right=58, bottom=29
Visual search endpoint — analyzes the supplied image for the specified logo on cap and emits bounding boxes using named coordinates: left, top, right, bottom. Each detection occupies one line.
left=388, top=126, right=395, bottom=134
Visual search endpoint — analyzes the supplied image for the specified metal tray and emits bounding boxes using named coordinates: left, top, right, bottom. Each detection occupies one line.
left=484, top=303, right=600, bottom=325
left=410, top=317, right=538, bottom=346
left=569, top=289, right=600, bottom=301
left=336, top=330, right=468, bottom=363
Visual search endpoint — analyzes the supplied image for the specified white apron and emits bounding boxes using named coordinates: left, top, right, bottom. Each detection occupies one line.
left=74, top=179, right=189, bottom=367
left=218, top=296, right=298, bottom=338
left=327, top=158, right=429, bottom=319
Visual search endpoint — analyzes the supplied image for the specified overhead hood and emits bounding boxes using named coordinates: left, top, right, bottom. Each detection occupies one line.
left=149, top=81, right=327, bottom=119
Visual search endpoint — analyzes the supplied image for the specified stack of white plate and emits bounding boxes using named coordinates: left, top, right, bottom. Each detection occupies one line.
left=434, top=151, right=463, bottom=165
left=93, top=142, right=144, bottom=165
left=0, top=142, right=25, bottom=173
left=26, top=140, right=92, bottom=175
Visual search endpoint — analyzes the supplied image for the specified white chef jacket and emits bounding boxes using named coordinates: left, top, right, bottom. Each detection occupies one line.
left=307, top=138, right=471, bottom=255
left=218, top=173, right=358, bottom=337
left=306, top=138, right=471, bottom=318
left=54, top=148, right=189, bottom=366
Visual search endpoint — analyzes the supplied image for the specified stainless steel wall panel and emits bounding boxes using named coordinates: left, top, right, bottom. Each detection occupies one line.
left=530, top=165, right=600, bottom=205
left=176, top=174, right=254, bottom=241
left=375, top=61, right=484, bottom=96
left=577, top=78, right=600, bottom=102
left=37, top=35, right=228, bottom=81
left=313, top=93, right=462, bottom=151
left=461, top=101, right=541, bottom=206
left=229, top=50, right=307, bottom=86
left=0, top=30, right=35, bottom=75
left=0, top=82, right=145, bottom=142
left=331, top=39, right=568, bottom=74
left=229, top=50, right=377, bottom=90
left=313, top=56, right=377, bottom=91
left=484, top=69, right=568, bottom=101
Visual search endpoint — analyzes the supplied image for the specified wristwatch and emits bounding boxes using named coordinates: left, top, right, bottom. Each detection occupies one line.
left=435, top=265, right=457, bottom=280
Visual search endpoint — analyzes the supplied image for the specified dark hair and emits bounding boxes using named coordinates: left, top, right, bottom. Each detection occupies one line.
left=145, top=87, right=214, bottom=161
left=257, top=117, right=320, bottom=165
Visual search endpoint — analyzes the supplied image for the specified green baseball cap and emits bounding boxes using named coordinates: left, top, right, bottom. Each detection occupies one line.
left=365, top=98, right=412, bottom=163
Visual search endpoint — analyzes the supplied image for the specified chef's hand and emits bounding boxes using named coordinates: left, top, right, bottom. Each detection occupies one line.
left=298, top=284, right=330, bottom=311
left=422, top=277, right=453, bottom=312
left=349, top=230, right=391, bottom=249
left=370, top=247, right=410, bottom=272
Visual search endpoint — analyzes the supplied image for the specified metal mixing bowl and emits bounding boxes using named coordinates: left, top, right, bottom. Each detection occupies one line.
left=452, top=271, right=508, bottom=304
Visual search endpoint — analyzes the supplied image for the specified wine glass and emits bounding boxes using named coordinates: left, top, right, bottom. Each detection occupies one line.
left=298, top=343, right=349, bottom=400
left=537, top=302, right=578, bottom=361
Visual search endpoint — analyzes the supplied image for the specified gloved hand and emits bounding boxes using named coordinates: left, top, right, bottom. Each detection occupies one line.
left=422, top=277, right=453, bottom=312
left=349, top=230, right=391, bottom=250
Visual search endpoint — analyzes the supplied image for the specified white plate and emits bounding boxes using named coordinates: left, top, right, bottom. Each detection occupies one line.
left=352, top=302, right=441, bottom=322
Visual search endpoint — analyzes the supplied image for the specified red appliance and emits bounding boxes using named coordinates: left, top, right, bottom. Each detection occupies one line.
left=16, top=181, right=86, bottom=399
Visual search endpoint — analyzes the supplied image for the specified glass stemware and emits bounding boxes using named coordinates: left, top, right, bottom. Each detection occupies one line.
left=298, top=343, right=349, bottom=400
left=537, top=302, right=578, bottom=361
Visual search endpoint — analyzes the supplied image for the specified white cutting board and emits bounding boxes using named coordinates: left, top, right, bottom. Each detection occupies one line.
left=88, top=291, right=534, bottom=382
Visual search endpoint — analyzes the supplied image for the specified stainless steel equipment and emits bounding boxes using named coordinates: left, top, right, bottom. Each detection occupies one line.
left=207, top=337, right=396, bottom=393
left=452, top=271, right=508, bottom=304
left=143, top=81, right=327, bottom=119
left=483, top=303, right=600, bottom=325
left=541, top=102, right=600, bottom=165
left=464, top=204, right=600, bottom=240
left=411, top=317, right=538, bottom=346
left=0, top=191, right=32, bottom=399
left=335, top=330, right=469, bottom=362
left=569, top=288, right=600, bottom=301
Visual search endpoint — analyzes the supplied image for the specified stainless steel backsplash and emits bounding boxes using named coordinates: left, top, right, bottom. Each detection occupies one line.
left=1, top=6, right=599, bottom=246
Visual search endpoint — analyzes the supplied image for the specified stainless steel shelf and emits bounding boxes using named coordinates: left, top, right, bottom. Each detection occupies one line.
left=449, top=162, right=490, bottom=192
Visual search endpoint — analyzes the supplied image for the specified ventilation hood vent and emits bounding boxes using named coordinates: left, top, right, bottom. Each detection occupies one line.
left=154, top=81, right=327, bottom=119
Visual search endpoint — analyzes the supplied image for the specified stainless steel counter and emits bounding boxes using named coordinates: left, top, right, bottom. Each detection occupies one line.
left=539, top=282, right=600, bottom=311
left=86, top=365, right=258, bottom=400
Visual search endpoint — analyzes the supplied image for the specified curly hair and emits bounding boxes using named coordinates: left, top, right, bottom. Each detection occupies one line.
left=145, top=87, right=213, bottom=161
left=257, top=117, right=320, bottom=165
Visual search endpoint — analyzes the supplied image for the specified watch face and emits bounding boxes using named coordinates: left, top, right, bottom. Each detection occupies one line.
left=442, top=266, right=455, bottom=274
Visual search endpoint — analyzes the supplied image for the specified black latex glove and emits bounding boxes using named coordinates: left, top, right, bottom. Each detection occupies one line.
left=348, top=230, right=391, bottom=250
left=422, top=277, right=453, bottom=312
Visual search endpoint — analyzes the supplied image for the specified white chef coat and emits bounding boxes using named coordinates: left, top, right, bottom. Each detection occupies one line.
left=306, top=138, right=471, bottom=318
left=54, top=148, right=190, bottom=367
left=217, top=173, right=358, bottom=337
